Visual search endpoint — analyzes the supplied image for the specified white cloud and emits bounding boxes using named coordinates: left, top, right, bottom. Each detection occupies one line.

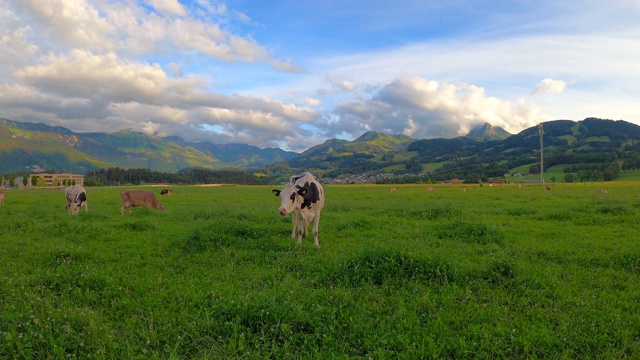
left=402, top=115, right=418, bottom=137
left=14, top=0, right=116, bottom=50
left=331, top=76, right=541, bottom=139
left=14, top=50, right=168, bottom=102
left=323, top=73, right=357, bottom=92
left=147, top=0, right=186, bottom=17
left=301, top=97, right=321, bottom=107
left=142, top=120, right=161, bottom=136
left=4, top=0, right=299, bottom=70
left=531, top=78, right=567, bottom=95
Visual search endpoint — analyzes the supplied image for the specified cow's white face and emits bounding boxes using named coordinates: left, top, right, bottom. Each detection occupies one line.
left=69, top=203, right=81, bottom=214
left=272, top=184, right=307, bottom=216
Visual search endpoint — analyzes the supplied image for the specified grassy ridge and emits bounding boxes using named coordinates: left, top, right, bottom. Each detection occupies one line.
left=1, top=184, right=639, bottom=358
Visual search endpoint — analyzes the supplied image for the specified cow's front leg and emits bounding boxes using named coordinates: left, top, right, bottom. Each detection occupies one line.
left=290, top=212, right=298, bottom=239
left=297, top=218, right=310, bottom=243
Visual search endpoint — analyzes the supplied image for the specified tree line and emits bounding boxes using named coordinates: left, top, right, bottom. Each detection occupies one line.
left=84, top=167, right=276, bottom=186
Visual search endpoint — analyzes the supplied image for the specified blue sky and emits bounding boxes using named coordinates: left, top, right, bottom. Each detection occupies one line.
left=1, top=0, right=639, bottom=152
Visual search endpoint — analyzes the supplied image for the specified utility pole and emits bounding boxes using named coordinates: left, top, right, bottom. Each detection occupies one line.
left=539, top=123, right=545, bottom=185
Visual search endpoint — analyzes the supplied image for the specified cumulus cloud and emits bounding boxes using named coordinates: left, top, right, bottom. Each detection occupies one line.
left=330, top=76, right=541, bottom=140
left=14, top=50, right=169, bottom=102
left=4, top=0, right=298, bottom=70
left=531, top=78, right=567, bottom=95
left=148, top=0, right=186, bottom=17
left=2, top=48, right=320, bottom=151
left=13, top=0, right=116, bottom=50
left=142, top=120, right=161, bottom=136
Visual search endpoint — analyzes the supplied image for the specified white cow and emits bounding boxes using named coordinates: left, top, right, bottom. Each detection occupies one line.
left=65, top=185, right=88, bottom=215
left=272, top=172, right=325, bottom=247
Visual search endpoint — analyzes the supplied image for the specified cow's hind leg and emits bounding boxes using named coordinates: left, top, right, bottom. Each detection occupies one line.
left=312, top=213, right=321, bottom=247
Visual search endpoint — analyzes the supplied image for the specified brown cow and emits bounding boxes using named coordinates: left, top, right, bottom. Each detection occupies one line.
left=595, top=189, right=608, bottom=194
left=160, top=189, right=172, bottom=196
left=390, top=188, right=397, bottom=193
left=427, top=187, right=435, bottom=193
left=0, top=188, right=4, bottom=206
left=545, top=186, right=552, bottom=191
left=120, top=190, right=164, bottom=215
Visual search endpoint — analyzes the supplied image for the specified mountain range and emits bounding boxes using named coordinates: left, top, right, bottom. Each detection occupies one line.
left=0, top=118, right=297, bottom=174
left=2, top=117, right=639, bottom=183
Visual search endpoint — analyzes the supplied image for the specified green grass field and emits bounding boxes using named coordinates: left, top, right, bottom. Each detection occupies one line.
left=1, top=183, right=639, bottom=358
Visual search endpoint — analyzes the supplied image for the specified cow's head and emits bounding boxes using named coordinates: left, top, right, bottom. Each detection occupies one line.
left=272, top=184, right=307, bottom=216
left=67, top=191, right=86, bottom=215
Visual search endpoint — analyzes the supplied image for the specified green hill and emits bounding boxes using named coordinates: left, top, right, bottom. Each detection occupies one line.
left=279, top=118, right=640, bottom=183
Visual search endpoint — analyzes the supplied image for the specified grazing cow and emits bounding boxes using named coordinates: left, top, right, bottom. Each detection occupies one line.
left=390, top=188, right=397, bottom=193
left=545, top=186, right=552, bottom=191
left=65, top=185, right=88, bottom=215
left=462, top=187, right=467, bottom=193
left=160, top=189, right=172, bottom=196
left=0, top=188, right=4, bottom=206
left=272, top=172, right=325, bottom=247
left=427, top=187, right=435, bottom=193
left=596, top=189, right=608, bottom=194
left=120, top=190, right=164, bottom=215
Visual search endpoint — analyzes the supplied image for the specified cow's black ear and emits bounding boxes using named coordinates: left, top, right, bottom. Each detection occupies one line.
left=272, top=189, right=281, bottom=196
left=298, top=188, right=307, bottom=196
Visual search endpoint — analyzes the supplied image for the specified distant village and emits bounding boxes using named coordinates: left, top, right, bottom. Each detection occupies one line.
left=325, top=172, right=536, bottom=185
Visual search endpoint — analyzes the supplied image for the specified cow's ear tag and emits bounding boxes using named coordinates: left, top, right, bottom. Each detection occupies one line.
left=272, top=190, right=281, bottom=196
left=298, top=189, right=307, bottom=196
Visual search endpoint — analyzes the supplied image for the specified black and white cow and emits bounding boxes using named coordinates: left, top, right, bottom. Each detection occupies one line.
left=65, top=185, right=88, bottom=215
left=272, top=172, right=325, bottom=247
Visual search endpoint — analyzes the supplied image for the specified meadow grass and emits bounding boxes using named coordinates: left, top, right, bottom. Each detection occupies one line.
left=1, top=183, right=639, bottom=359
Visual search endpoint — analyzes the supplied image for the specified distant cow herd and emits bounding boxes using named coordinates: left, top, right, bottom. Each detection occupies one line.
left=0, top=175, right=613, bottom=248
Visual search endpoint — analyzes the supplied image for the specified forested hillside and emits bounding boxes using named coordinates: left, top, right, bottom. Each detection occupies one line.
left=280, top=118, right=638, bottom=184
